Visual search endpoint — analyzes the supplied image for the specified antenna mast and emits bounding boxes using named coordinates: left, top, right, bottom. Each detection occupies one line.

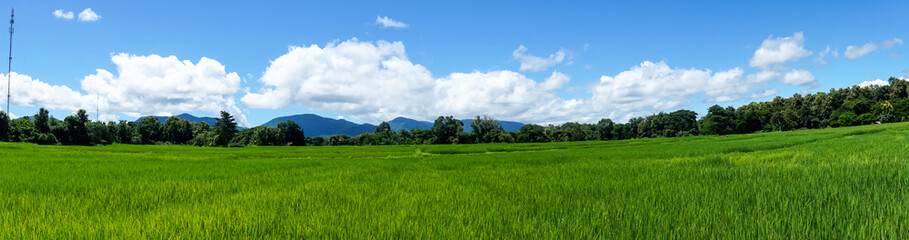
left=5, top=8, right=12, bottom=116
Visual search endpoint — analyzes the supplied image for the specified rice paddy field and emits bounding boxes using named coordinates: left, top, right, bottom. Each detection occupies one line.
left=1, top=122, right=908, bottom=238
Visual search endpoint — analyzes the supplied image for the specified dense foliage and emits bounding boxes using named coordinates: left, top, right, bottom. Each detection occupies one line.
left=0, top=77, right=906, bottom=146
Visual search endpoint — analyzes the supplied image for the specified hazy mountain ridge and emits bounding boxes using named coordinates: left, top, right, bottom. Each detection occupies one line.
left=260, top=114, right=376, bottom=137
left=137, top=113, right=527, bottom=137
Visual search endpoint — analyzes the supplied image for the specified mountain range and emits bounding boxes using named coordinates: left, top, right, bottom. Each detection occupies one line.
left=259, top=114, right=375, bottom=137
left=134, top=113, right=219, bottom=126
left=137, top=113, right=526, bottom=137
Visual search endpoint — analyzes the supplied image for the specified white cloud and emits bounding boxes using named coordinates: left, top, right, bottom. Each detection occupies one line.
left=845, top=44, right=877, bottom=60
left=0, top=72, right=92, bottom=112
left=242, top=39, right=436, bottom=122
left=744, top=68, right=816, bottom=86
left=432, top=70, right=569, bottom=122
left=712, top=96, right=737, bottom=102
left=540, top=70, right=570, bottom=91
left=591, top=61, right=748, bottom=112
left=53, top=10, right=74, bottom=20
left=242, top=38, right=830, bottom=124
left=745, top=70, right=781, bottom=84
left=82, top=53, right=248, bottom=126
left=815, top=46, right=838, bottom=66
left=750, top=89, right=779, bottom=99
left=780, top=69, right=816, bottom=86
left=241, top=39, right=583, bottom=124
left=882, top=38, right=904, bottom=48
left=749, top=32, right=812, bottom=69
left=858, top=79, right=889, bottom=88
left=78, top=8, right=101, bottom=22
left=705, top=67, right=748, bottom=97
left=375, top=16, right=408, bottom=28
left=844, top=38, right=903, bottom=59
left=512, top=45, right=569, bottom=72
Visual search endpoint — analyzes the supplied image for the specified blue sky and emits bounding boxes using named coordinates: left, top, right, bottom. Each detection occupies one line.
left=2, top=0, right=906, bottom=126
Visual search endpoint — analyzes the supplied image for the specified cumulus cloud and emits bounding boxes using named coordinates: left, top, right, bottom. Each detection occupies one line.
left=244, top=39, right=804, bottom=124
left=591, top=61, right=748, bottom=112
left=242, top=39, right=436, bottom=121
left=540, top=70, right=570, bottom=91
left=0, top=72, right=92, bottom=112
left=242, top=39, right=585, bottom=124
left=857, top=79, right=889, bottom=88
left=750, top=89, right=779, bottom=99
left=844, top=38, right=903, bottom=59
left=53, top=10, right=74, bottom=20
left=744, top=69, right=816, bottom=87
left=745, top=70, right=781, bottom=84
left=780, top=69, right=816, bottom=86
left=376, top=16, right=408, bottom=28
left=749, top=32, right=812, bottom=69
left=512, top=45, right=569, bottom=72
left=81, top=53, right=248, bottom=126
left=432, top=71, right=570, bottom=122
left=78, top=8, right=101, bottom=22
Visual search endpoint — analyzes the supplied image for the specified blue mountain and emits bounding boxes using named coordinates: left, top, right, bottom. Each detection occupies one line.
left=387, top=116, right=433, bottom=132
left=461, top=119, right=525, bottom=132
left=260, top=114, right=376, bottom=137
left=134, top=113, right=218, bottom=125
left=383, top=116, right=526, bottom=132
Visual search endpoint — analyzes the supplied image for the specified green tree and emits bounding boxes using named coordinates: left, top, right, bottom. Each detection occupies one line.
left=34, top=108, right=50, bottom=134
left=253, top=127, right=285, bottom=146
left=596, top=118, right=615, bottom=140
left=215, top=111, right=238, bottom=146
left=189, top=131, right=217, bottom=147
left=309, top=136, right=326, bottom=146
left=328, top=134, right=351, bottom=146
left=375, top=121, right=391, bottom=133
left=699, top=105, right=735, bottom=135
left=135, top=117, right=161, bottom=144
left=193, top=122, right=211, bottom=136
left=163, top=117, right=193, bottom=144
left=517, top=124, right=547, bottom=143
left=470, top=115, right=504, bottom=143
left=62, top=110, right=91, bottom=145
left=0, top=111, right=9, bottom=141
left=277, top=120, right=305, bottom=146
left=835, top=111, right=858, bottom=127
left=9, top=116, right=36, bottom=143
left=560, top=122, right=588, bottom=142
left=431, top=116, right=463, bottom=144
left=86, top=121, right=112, bottom=145
left=116, top=121, right=136, bottom=144
left=410, top=128, right=433, bottom=144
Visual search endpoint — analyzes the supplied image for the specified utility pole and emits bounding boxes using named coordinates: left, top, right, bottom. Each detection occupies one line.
left=5, top=8, right=12, bottom=116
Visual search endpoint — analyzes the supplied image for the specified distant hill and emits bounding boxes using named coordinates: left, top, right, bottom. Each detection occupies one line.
left=383, top=116, right=526, bottom=132
left=387, top=117, right=433, bottom=132
left=134, top=113, right=218, bottom=126
left=136, top=113, right=526, bottom=135
left=461, top=119, right=525, bottom=132
left=260, top=114, right=376, bottom=137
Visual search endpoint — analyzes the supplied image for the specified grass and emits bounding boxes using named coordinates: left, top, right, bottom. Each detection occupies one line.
left=1, top=123, right=908, bottom=238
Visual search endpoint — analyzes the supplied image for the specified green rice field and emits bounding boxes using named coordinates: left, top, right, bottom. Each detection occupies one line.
left=1, top=122, right=908, bottom=238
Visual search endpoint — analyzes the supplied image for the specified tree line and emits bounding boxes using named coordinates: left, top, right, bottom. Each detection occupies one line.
left=0, top=77, right=906, bottom=147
